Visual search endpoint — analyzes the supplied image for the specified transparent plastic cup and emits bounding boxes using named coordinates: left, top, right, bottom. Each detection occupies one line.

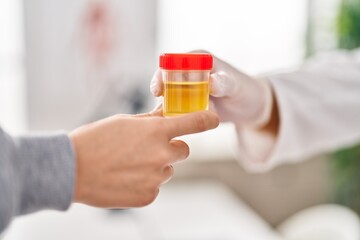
left=159, top=53, right=213, bottom=116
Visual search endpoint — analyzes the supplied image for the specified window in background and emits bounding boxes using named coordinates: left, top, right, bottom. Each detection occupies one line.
left=157, top=0, right=308, bottom=75
left=0, top=0, right=26, bottom=134
left=307, top=0, right=341, bottom=55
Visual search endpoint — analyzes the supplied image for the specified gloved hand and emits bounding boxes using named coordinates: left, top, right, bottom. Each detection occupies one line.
left=150, top=52, right=274, bottom=128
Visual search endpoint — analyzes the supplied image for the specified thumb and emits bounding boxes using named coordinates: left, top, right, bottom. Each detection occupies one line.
left=150, top=69, right=163, bottom=97
left=210, top=71, right=238, bottom=98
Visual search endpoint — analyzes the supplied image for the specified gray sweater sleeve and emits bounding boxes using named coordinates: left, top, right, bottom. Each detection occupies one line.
left=0, top=128, right=75, bottom=233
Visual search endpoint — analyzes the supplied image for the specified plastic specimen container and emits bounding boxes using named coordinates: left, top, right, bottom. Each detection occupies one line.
left=160, top=53, right=213, bottom=116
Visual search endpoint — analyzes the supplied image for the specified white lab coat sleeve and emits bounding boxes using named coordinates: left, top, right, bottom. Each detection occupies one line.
left=236, top=49, right=360, bottom=172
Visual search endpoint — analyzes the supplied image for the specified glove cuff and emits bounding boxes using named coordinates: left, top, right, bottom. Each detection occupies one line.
left=246, top=78, right=274, bottom=128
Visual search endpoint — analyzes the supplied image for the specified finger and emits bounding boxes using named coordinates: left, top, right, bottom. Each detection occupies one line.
left=135, top=104, right=163, bottom=118
left=161, top=165, right=174, bottom=184
left=210, top=72, right=237, bottom=98
left=168, top=140, right=190, bottom=163
left=164, top=111, right=219, bottom=139
left=150, top=69, right=163, bottom=97
left=151, top=102, right=163, bottom=114
left=108, top=113, right=132, bottom=121
left=189, top=49, right=210, bottom=54
left=208, top=100, right=218, bottom=114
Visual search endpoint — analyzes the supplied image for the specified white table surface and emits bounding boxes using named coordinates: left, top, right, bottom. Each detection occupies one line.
left=4, top=180, right=282, bottom=240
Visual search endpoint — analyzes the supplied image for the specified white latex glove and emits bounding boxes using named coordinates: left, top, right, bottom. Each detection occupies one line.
left=150, top=52, right=274, bottom=128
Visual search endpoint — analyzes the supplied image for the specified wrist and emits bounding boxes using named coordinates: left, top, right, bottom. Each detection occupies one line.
left=68, top=132, right=83, bottom=204
left=241, top=78, right=274, bottom=129
left=234, top=82, right=280, bottom=167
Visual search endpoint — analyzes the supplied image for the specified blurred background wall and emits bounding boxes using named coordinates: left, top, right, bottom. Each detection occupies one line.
left=0, top=0, right=26, bottom=134
left=23, top=0, right=157, bottom=131
left=1, top=0, right=313, bottom=133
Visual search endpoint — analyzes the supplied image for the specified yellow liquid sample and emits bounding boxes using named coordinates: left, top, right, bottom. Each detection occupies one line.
left=164, top=81, right=209, bottom=116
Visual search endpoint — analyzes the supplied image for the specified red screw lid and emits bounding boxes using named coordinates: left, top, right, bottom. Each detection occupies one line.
left=160, top=53, right=213, bottom=70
